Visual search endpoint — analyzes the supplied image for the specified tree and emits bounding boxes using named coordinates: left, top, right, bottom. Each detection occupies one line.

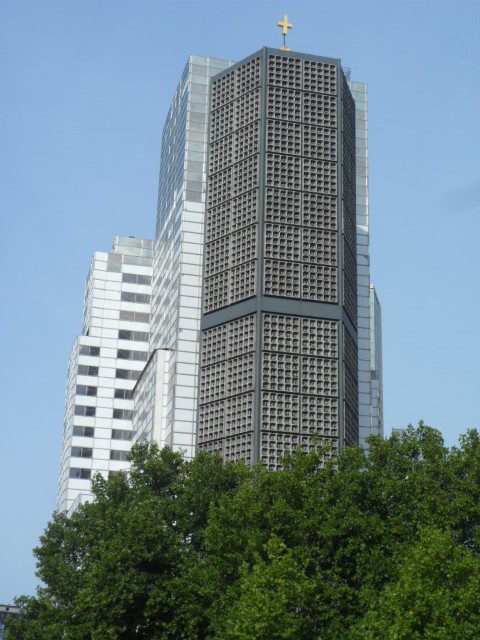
left=6, top=425, right=480, bottom=639
left=215, top=536, right=317, bottom=640
left=351, top=527, right=480, bottom=640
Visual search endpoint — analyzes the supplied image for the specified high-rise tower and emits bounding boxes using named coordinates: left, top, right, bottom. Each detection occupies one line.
left=134, top=55, right=234, bottom=457
left=197, top=48, right=359, bottom=468
left=349, top=80, right=383, bottom=445
left=57, top=236, right=153, bottom=514
left=370, top=285, right=383, bottom=435
left=57, top=47, right=384, bottom=517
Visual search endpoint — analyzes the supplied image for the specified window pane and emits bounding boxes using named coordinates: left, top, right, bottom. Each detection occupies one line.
left=69, top=468, right=91, bottom=479
left=114, top=388, right=133, bottom=399
left=71, top=447, right=92, bottom=458
left=76, top=385, right=97, bottom=396
left=112, top=428, right=132, bottom=440
left=110, top=449, right=130, bottom=461
left=73, top=425, right=94, bottom=437
left=113, top=409, right=133, bottom=420
left=79, top=346, right=100, bottom=356
left=78, top=365, right=98, bottom=377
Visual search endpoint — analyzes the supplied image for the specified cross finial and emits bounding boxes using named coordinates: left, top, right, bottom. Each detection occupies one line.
left=277, top=14, right=293, bottom=51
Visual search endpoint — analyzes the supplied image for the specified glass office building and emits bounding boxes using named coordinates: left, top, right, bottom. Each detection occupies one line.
left=370, top=284, right=383, bottom=434
left=349, top=81, right=383, bottom=444
left=138, top=55, right=234, bottom=458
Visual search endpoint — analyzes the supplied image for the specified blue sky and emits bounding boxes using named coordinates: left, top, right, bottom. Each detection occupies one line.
left=1, top=0, right=479, bottom=603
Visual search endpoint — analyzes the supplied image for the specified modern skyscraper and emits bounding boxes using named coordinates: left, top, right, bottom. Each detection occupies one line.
left=348, top=80, right=383, bottom=445
left=59, top=44, right=384, bottom=500
left=136, top=55, right=234, bottom=458
left=370, top=284, right=383, bottom=435
left=57, top=236, right=153, bottom=514
left=197, top=48, right=359, bottom=468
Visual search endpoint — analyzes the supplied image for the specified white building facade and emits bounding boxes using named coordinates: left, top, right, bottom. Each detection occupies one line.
left=132, top=348, right=169, bottom=445
left=57, top=236, right=153, bottom=514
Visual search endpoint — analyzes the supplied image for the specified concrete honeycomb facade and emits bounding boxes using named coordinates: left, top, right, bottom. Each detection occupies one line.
left=198, top=48, right=358, bottom=468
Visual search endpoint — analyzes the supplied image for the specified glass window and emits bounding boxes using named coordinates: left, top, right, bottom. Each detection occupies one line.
left=74, top=405, right=96, bottom=417
left=113, top=409, right=133, bottom=420
left=189, top=83, right=207, bottom=94
left=122, top=273, right=152, bottom=285
left=76, top=385, right=97, bottom=397
left=114, top=388, right=134, bottom=399
left=69, top=467, right=91, bottom=479
left=110, top=449, right=130, bottom=461
left=71, top=447, right=92, bottom=459
left=117, top=349, right=147, bottom=361
left=112, top=428, right=133, bottom=441
left=118, top=329, right=149, bottom=342
left=73, top=425, right=94, bottom=437
left=121, top=292, right=151, bottom=304
left=116, top=369, right=141, bottom=380
left=187, top=122, right=206, bottom=133
left=123, top=256, right=151, bottom=267
left=79, top=345, right=100, bottom=356
left=77, top=365, right=98, bottom=377
left=191, top=64, right=208, bottom=74
left=189, top=112, right=206, bottom=123
left=119, top=311, right=150, bottom=323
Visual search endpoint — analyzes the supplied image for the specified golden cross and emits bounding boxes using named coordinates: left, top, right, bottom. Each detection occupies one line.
left=277, top=14, right=293, bottom=51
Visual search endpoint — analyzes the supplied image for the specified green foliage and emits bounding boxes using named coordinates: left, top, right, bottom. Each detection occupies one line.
left=216, top=536, right=317, bottom=640
left=6, top=424, right=480, bottom=639
left=351, top=527, right=480, bottom=640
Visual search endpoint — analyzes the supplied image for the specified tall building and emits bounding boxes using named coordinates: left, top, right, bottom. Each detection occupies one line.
left=136, top=55, right=234, bottom=458
left=132, top=47, right=383, bottom=463
left=349, top=80, right=383, bottom=445
left=59, top=45, right=384, bottom=498
left=197, top=48, right=359, bottom=468
left=57, top=236, right=153, bottom=514
left=370, top=285, right=383, bottom=435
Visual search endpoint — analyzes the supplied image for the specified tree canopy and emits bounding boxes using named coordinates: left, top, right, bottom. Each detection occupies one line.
left=7, top=423, right=480, bottom=639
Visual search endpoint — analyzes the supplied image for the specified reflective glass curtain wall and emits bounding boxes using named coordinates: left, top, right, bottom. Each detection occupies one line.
left=370, top=284, right=383, bottom=433
left=349, top=81, right=383, bottom=444
left=149, top=55, right=234, bottom=458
